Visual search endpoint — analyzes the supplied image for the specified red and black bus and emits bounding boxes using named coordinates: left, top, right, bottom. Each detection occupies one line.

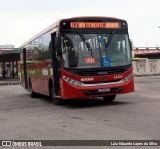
left=20, top=16, right=134, bottom=105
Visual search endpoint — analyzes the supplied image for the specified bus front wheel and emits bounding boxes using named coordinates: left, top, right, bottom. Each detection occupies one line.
left=103, top=95, right=116, bottom=102
left=49, top=83, right=62, bottom=105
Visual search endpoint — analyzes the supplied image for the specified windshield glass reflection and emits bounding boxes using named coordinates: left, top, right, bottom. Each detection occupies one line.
left=61, top=33, right=131, bottom=68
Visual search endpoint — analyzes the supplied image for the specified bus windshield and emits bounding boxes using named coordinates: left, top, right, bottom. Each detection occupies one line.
left=61, top=33, right=132, bottom=69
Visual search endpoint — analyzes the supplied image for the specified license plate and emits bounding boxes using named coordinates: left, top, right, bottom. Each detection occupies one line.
left=98, top=88, right=110, bottom=92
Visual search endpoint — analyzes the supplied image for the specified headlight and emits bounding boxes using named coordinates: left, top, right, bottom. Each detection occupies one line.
left=63, top=76, right=85, bottom=87
left=123, top=73, right=133, bottom=83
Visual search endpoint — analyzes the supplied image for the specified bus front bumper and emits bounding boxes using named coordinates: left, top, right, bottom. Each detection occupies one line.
left=60, top=78, right=134, bottom=99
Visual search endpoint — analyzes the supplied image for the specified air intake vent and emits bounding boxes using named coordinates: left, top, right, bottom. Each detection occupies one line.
left=63, top=64, right=132, bottom=76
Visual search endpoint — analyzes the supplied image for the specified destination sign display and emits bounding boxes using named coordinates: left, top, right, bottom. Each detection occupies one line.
left=70, top=22, right=121, bottom=29
left=60, top=19, right=128, bottom=30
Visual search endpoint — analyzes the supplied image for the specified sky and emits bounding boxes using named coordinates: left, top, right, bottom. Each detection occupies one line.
left=0, top=0, right=160, bottom=48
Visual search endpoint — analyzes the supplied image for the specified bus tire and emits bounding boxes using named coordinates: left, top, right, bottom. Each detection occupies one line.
left=103, top=95, right=116, bottom=102
left=54, top=98, right=63, bottom=105
left=49, top=81, right=62, bottom=105
left=29, top=79, right=37, bottom=98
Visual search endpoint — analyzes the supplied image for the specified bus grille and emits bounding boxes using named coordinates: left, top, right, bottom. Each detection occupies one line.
left=77, top=68, right=125, bottom=76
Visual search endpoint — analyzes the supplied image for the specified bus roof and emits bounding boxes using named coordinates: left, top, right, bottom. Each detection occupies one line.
left=20, top=16, right=126, bottom=48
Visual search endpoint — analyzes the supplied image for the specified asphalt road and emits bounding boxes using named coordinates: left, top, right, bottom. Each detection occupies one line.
left=0, top=76, right=160, bottom=148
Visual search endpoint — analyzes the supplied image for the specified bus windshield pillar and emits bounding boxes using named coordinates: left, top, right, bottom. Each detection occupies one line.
left=51, top=33, right=60, bottom=96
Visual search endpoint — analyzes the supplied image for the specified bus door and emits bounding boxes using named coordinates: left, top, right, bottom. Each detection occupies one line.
left=22, top=48, right=28, bottom=89
left=51, top=32, right=61, bottom=97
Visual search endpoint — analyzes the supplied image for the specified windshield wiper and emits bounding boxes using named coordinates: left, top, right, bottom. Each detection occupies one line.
left=78, top=31, right=93, bottom=57
left=105, top=31, right=115, bottom=48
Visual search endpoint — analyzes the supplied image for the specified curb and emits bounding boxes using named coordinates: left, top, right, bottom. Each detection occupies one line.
left=134, top=74, right=160, bottom=77
left=0, top=82, right=21, bottom=86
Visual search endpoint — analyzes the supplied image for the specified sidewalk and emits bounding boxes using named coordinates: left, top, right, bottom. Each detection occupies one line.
left=0, top=78, right=21, bottom=86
